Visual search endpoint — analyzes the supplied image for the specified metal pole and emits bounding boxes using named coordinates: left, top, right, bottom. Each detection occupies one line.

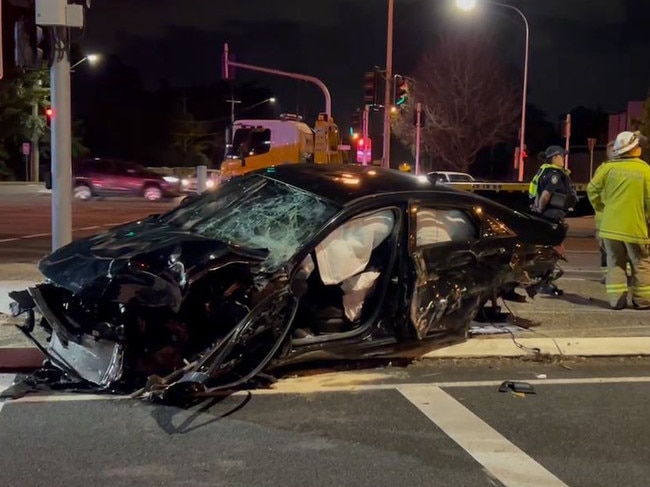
left=490, top=3, right=530, bottom=183
left=228, top=59, right=332, bottom=117
left=362, top=105, right=370, bottom=165
left=51, top=34, right=73, bottom=250
left=589, top=149, right=594, bottom=178
left=381, top=0, right=394, bottom=169
left=31, top=102, right=40, bottom=182
left=415, top=102, right=422, bottom=175
left=196, top=165, right=207, bottom=194
left=564, top=113, right=571, bottom=170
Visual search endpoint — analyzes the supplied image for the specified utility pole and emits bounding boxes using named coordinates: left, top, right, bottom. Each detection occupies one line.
left=382, top=0, right=394, bottom=169
left=414, top=102, right=422, bottom=176
left=36, top=0, right=85, bottom=250
left=225, top=98, right=241, bottom=149
left=563, top=113, right=571, bottom=170
left=31, top=101, right=40, bottom=182
left=361, top=105, right=370, bottom=165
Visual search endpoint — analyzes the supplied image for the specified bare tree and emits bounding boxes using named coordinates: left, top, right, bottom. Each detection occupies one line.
left=392, top=30, right=520, bottom=173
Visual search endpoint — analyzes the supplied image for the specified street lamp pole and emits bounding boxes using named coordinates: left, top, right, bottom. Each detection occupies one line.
left=456, top=0, right=529, bottom=182
left=490, top=2, right=530, bottom=183
left=381, top=0, right=394, bottom=169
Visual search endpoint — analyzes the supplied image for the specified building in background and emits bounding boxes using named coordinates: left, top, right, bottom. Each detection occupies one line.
left=609, top=101, right=644, bottom=142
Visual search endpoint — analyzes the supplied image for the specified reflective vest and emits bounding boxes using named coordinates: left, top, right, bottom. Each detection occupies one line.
left=528, top=164, right=558, bottom=199
left=587, top=157, right=650, bottom=245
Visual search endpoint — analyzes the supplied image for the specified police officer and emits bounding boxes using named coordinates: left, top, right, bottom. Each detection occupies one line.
left=528, top=145, right=577, bottom=296
left=588, top=130, right=650, bottom=310
left=529, top=145, right=576, bottom=220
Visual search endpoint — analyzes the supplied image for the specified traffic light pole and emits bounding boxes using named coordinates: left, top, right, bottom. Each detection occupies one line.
left=224, top=46, right=331, bottom=117
left=31, top=101, right=40, bottom=182
left=362, top=105, right=370, bottom=164
left=50, top=39, right=73, bottom=250
left=414, top=102, right=422, bottom=176
left=381, top=0, right=394, bottom=169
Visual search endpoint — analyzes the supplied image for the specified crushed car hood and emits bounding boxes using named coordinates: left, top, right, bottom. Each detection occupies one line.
left=38, top=217, right=266, bottom=302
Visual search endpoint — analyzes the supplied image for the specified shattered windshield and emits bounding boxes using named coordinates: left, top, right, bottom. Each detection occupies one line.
left=160, top=174, right=340, bottom=269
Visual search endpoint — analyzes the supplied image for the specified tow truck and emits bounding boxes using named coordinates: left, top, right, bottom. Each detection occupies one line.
left=219, top=113, right=345, bottom=179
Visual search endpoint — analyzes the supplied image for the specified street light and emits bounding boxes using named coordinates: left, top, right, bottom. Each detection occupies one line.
left=456, top=0, right=529, bottom=182
left=235, top=97, right=277, bottom=119
left=70, top=53, right=101, bottom=70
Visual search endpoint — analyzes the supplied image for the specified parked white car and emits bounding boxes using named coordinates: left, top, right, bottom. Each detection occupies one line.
left=427, top=171, right=476, bottom=183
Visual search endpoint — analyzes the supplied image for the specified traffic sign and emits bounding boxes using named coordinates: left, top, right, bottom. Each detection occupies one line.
left=22, top=142, right=31, bottom=155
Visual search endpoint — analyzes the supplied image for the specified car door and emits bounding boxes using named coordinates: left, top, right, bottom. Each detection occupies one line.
left=108, top=160, right=140, bottom=196
left=471, top=209, right=519, bottom=287
left=407, top=202, right=503, bottom=339
left=87, top=159, right=118, bottom=196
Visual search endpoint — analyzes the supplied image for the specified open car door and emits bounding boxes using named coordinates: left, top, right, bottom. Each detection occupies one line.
left=409, top=241, right=483, bottom=339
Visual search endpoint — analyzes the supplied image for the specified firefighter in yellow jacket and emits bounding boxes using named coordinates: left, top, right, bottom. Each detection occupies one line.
left=587, top=130, right=650, bottom=310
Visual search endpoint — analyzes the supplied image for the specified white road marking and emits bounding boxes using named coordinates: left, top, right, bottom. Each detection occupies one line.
left=398, top=385, right=570, bottom=487
left=566, top=250, right=599, bottom=254
left=0, top=375, right=649, bottom=403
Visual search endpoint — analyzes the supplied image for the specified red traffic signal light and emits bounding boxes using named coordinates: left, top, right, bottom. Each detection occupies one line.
left=45, top=108, right=53, bottom=118
left=358, top=138, right=364, bottom=147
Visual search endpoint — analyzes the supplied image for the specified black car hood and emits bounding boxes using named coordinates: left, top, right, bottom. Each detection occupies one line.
left=38, top=217, right=265, bottom=299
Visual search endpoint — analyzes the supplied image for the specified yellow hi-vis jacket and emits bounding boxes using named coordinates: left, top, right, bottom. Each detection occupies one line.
left=587, top=157, right=650, bottom=244
left=528, top=163, right=557, bottom=198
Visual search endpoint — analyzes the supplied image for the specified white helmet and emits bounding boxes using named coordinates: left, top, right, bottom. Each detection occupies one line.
left=611, top=131, right=646, bottom=157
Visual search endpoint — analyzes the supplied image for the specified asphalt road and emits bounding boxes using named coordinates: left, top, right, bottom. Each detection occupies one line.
left=0, top=193, right=600, bottom=268
left=0, top=194, right=180, bottom=264
left=1, top=357, right=649, bottom=487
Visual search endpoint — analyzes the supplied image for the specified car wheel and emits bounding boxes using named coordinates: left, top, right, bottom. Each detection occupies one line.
left=144, top=185, right=163, bottom=201
left=74, top=184, right=92, bottom=201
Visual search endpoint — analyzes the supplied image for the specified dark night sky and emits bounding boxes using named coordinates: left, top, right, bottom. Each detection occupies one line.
left=79, top=0, right=650, bottom=123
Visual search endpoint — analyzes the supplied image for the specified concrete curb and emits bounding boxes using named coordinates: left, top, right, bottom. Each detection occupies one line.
left=0, top=347, right=45, bottom=372
left=422, top=337, right=650, bottom=358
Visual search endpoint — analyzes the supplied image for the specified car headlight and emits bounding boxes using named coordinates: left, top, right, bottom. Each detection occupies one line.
left=181, top=178, right=190, bottom=187
left=206, top=179, right=215, bottom=189
left=163, top=176, right=180, bottom=183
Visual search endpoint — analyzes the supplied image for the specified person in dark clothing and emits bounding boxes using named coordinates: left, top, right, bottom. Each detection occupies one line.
left=528, top=145, right=578, bottom=295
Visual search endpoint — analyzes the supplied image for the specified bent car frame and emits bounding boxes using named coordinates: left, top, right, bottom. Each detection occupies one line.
left=9, top=164, right=566, bottom=401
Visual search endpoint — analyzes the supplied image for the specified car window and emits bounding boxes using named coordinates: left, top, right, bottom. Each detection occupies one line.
left=161, top=174, right=340, bottom=270
left=447, top=174, right=474, bottom=182
left=428, top=173, right=447, bottom=183
left=415, top=207, right=478, bottom=247
left=228, top=127, right=272, bottom=157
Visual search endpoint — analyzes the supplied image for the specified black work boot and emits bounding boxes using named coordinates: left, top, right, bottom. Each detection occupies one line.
left=540, top=282, right=563, bottom=296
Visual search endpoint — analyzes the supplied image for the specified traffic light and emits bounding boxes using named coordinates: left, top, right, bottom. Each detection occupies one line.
left=395, top=75, right=409, bottom=107
left=351, top=109, right=361, bottom=135
left=363, top=70, right=379, bottom=106
left=44, top=107, right=53, bottom=127
left=14, top=11, right=51, bottom=69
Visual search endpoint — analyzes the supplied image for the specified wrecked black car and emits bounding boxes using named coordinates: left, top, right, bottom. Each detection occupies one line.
left=10, top=164, right=565, bottom=400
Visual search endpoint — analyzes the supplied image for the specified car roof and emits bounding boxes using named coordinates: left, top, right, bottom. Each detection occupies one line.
left=256, top=163, right=461, bottom=205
